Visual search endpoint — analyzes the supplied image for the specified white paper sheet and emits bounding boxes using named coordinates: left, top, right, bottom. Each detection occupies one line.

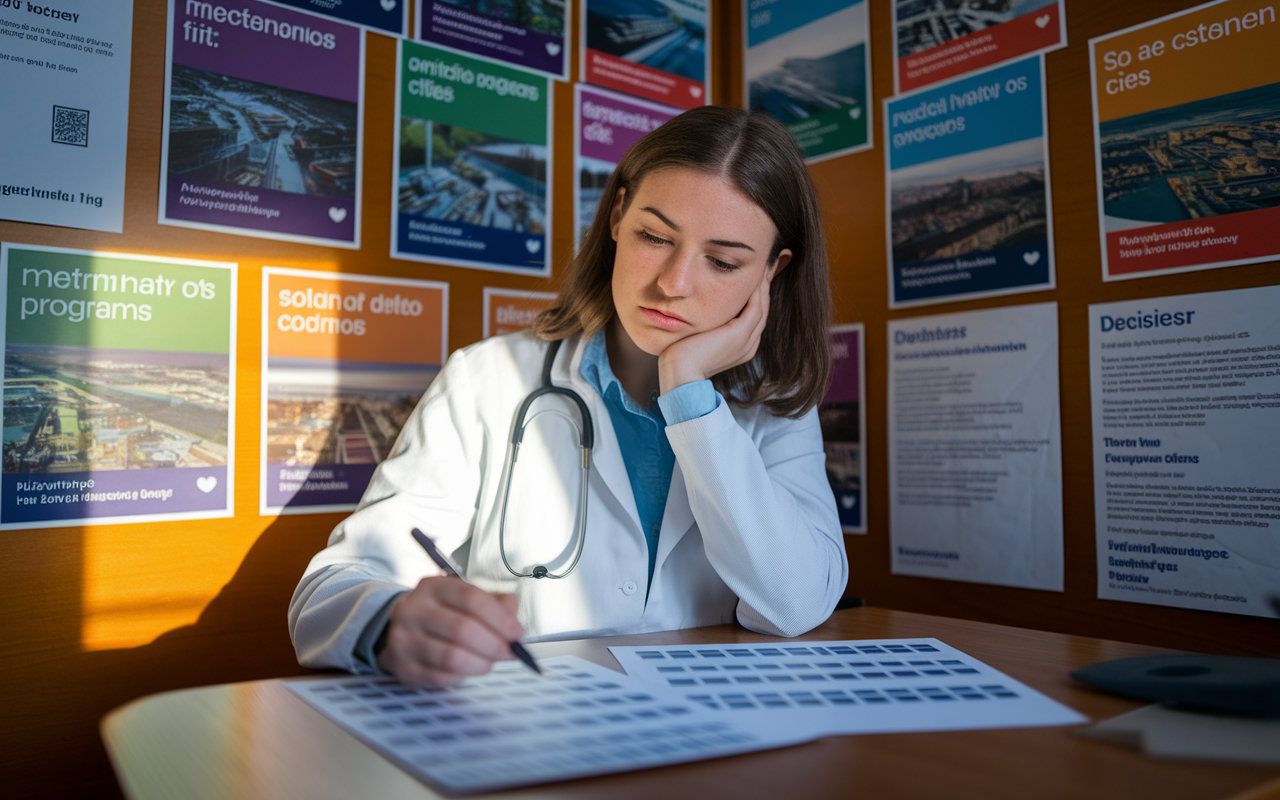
left=888, top=302, right=1064, bottom=589
left=1089, top=286, right=1280, bottom=617
left=610, top=638, right=1085, bottom=736
left=1079, top=704, right=1280, bottom=766
left=283, top=656, right=812, bottom=794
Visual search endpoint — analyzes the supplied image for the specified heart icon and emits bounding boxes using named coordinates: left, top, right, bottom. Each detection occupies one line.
left=841, top=495, right=855, bottom=509
left=381, top=0, right=396, bottom=12
left=1023, top=251, right=1041, bottom=265
left=848, top=107, right=862, bottom=119
left=1035, top=13, right=1050, bottom=28
left=689, top=85, right=703, bottom=98
left=525, top=239, right=542, bottom=253
left=328, top=207, right=347, bottom=223
left=546, top=41, right=561, bottom=57
left=196, top=476, right=218, bottom=493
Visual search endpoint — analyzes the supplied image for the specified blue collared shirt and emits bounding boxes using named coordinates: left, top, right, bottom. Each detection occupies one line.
left=579, top=330, right=720, bottom=588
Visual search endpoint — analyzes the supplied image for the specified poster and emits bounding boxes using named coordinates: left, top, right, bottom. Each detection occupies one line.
left=482, top=287, right=554, bottom=338
left=581, top=0, right=709, bottom=110
left=417, top=0, right=568, bottom=81
left=743, top=0, right=871, bottom=163
left=392, top=40, right=552, bottom=276
left=0, top=0, right=133, bottom=233
left=1089, top=286, right=1280, bottom=619
left=159, top=0, right=365, bottom=248
left=893, top=0, right=1065, bottom=93
left=257, top=0, right=408, bottom=37
left=0, top=244, right=235, bottom=530
left=1090, top=0, right=1280, bottom=281
left=820, top=323, right=866, bottom=534
left=574, top=84, right=678, bottom=247
left=889, top=302, right=1063, bottom=591
left=262, top=268, right=446, bottom=515
left=885, top=55, right=1054, bottom=308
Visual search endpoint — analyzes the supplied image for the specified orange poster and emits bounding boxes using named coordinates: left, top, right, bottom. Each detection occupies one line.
left=482, top=288, right=556, bottom=338
left=261, top=267, right=447, bottom=514
left=1090, top=0, right=1280, bottom=279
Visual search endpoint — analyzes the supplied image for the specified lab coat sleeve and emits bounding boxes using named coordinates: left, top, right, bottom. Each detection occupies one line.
left=288, top=347, right=487, bottom=672
left=664, top=402, right=847, bottom=638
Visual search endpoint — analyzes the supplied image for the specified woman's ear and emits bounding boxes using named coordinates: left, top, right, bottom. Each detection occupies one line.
left=767, top=248, right=792, bottom=281
left=608, top=187, right=627, bottom=242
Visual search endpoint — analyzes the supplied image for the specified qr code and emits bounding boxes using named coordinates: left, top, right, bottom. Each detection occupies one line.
left=51, top=106, right=89, bottom=147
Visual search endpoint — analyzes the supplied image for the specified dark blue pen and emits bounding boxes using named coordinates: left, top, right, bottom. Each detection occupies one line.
left=410, top=528, right=542, bottom=674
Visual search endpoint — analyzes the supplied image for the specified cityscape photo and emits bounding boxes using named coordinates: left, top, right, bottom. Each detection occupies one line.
left=3, top=344, right=229, bottom=474
left=1100, top=80, right=1280, bottom=229
left=895, top=0, right=1057, bottom=57
left=586, top=0, right=706, bottom=81
left=438, top=0, right=566, bottom=34
left=398, top=118, right=547, bottom=234
left=891, top=138, right=1047, bottom=264
left=167, top=64, right=358, bottom=197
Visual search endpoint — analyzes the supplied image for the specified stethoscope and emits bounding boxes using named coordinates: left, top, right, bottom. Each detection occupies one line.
left=497, top=339, right=594, bottom=579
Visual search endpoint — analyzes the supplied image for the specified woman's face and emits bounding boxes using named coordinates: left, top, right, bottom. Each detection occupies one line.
left=608, top=167, right=790, bottom=357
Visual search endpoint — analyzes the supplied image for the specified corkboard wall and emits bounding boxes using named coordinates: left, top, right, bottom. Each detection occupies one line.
left=0, top=1, right=1276, bottom=797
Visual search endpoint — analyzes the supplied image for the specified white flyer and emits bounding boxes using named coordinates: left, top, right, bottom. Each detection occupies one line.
left=1090, top=286, right=1280, bottom=618
left=0, top=0, right=133, bottom=232
left=284, top=655, right=812, bottom=794
left=889, top=302, right=1064, bottom=590
left=610, top=639, right=1085, bottom=735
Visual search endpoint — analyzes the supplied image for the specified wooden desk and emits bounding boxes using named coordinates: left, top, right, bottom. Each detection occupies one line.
left=101, top=608, right=1279, bottom=799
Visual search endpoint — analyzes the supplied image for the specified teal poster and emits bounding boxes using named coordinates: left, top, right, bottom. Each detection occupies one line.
left=392, top=40, right=552, bottom=276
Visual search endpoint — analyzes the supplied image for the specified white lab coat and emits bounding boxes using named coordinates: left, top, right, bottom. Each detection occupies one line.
left=289, top=331, right=847, bottom=672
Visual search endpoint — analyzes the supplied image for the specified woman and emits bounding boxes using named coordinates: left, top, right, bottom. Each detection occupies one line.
left=289, top=106, right=847, bottom=686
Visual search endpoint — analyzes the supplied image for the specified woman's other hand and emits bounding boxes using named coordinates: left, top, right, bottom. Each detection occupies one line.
left=376, top=576, right=523, bottom=686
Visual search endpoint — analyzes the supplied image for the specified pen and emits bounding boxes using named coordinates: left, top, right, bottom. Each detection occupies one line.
left=410, top=528, right=542, bottom=675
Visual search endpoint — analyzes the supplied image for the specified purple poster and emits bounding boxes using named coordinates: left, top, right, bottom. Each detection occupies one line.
left=819, top=324, right=866, bottom=533
left=574, top=84, right=679, bottom=247
left=159, top=0, right=365, bottom=248
left=417, top=1, right=568, bottom=81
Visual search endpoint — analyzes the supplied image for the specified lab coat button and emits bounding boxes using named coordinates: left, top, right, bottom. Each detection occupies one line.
left=622, top=581, right=638, bottom=595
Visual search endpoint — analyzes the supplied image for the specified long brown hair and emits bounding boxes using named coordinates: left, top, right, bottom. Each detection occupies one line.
left=534, top=105, right=832, bottom=418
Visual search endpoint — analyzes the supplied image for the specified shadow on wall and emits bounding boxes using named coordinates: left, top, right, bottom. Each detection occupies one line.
left=1, top=424, right=351, bottom=799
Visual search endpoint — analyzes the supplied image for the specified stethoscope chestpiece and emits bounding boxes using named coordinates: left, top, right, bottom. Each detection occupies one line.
left=531, top=565, right=549, bottom=579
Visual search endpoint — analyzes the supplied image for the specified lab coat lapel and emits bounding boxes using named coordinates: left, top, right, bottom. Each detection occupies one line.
left=558, top=336, right=642, bottom=537
left=654, top=458, right=695, bottom=574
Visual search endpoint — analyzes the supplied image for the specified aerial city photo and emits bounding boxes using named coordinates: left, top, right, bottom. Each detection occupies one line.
left=439, top=0, right=565, bottom=35
left=167, top=64, right=359, bottom=198
left=891, top=137, right=1048, bottom=264
left=3, top=345, right=229, bottom=475
left=265, top=360, right=439, bottom=472
left=398, top=119, right=548, bottom=235
left=895, top=0, right=1057, bottom=56
left=586, top=0, right=706, bottom=80
left=1100, top=81, right=1280, bottom=228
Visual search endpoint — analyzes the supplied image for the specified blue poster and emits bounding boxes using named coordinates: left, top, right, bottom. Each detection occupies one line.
left=257, top=0, right=409, bottom=37
left=884, top=55, right=1055, bottom=307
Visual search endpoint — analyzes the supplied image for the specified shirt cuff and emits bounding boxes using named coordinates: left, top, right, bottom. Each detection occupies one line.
left=353, top=591, right=405, bottom=673
left=658, top=379, right=720, bottom=425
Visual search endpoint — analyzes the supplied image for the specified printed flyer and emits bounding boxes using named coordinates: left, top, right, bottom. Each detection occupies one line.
left=159, top=0, right=365, bottom=248
left=581, top=0, right=709, bottom=110
left=893, top=0, right=1065, bottom=93
left=482, top=287, right=554, bottom=338
left=0, top=244, right=235, bottom=530
left=393, top=40, right=552, bottom=276
left=885, top=55, right=1054, bottom=308
left=820, top=323, right=866, bottom=534
left=1090, top=0, right=1280, bottom=281
left=1089, top=286, right=1280, bottom=618
left=0, top=0, right=133, bottom=233
left=257, top=0, right=408, bottom=36
left=574, top=84, right=678, bottom=247
left=889, top=303, right=1063, bottom=591
left=262, top=268, right=446, bottom=515
left=743, top=0, right=871, bottom=163
left=417, top=0, right=568, bottom=81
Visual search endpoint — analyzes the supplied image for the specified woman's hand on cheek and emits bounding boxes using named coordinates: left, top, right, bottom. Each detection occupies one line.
left=376, top=576, right=522, bottom=686
left=658, top=273, right=771, bottom=395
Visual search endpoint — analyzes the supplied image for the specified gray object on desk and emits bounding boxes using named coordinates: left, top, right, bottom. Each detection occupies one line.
left=1072, top=654, right=1280, bottom=718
